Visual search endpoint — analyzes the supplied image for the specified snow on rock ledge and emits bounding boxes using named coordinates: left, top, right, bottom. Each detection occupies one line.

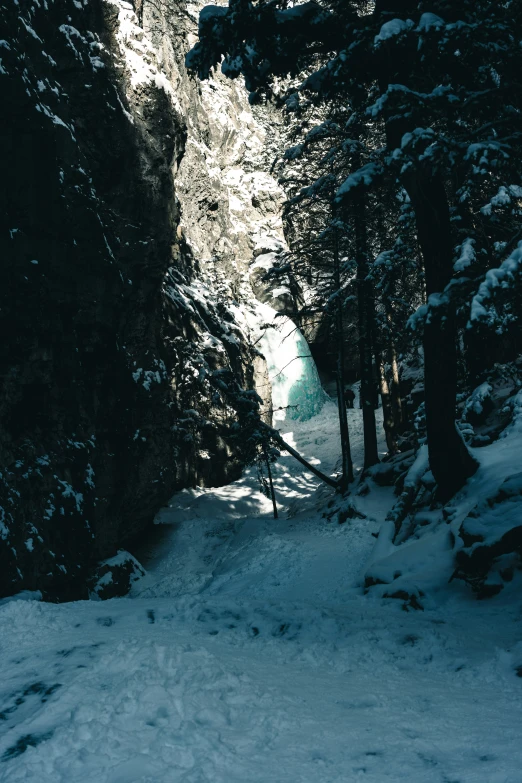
left=105, top=0, right=182, bottom=114
left=143, top=1, right=290, bottom=297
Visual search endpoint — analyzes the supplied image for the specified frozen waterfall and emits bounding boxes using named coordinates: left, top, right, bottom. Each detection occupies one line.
left=255, top=303, right=325, bottom=424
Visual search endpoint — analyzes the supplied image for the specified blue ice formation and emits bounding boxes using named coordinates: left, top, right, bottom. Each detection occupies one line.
left=258, top=310, right=325, bottom=423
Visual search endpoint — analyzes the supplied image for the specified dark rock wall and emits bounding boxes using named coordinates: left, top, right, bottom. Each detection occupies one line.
left=0, top=0, right=255, bottom=599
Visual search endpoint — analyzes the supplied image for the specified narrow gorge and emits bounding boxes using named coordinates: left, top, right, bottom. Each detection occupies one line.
left=2, top=4, right=522, bottom=780
left=0, top=0, right=321, bottom=600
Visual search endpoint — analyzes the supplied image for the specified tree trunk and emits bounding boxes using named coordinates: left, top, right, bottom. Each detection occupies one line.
left=263, top=444, right=278, bottom=519
left=332, top=209, right=354, bottom=489
left=353, top=195, right=379, bottom=469
left=386, top=312, right=404, bottom=432
left=275, top=434, right=339, bottom=489
left=404, top=171, right=478, bottom=500
left=390, top=344, right=404, bottom=431
left=376, top=348, right=399, bottom=455
left=374, top=0, right=478, bottom=499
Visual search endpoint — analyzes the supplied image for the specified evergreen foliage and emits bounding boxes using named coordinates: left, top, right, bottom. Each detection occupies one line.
left=187, top=0, right=522, bottom=501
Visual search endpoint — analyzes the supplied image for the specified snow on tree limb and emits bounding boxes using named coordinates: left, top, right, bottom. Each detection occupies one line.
left=469, top=241, right=522, bottom=327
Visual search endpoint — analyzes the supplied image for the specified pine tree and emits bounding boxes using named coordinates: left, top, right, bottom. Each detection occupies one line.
left=187, top=0, right=522, bottom=499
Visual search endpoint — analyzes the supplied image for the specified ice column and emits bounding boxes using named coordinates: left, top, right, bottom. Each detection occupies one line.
left=257, top=303, right=325, bottom=423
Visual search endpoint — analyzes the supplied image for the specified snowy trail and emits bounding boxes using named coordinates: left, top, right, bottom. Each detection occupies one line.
left=1, top=402, right=522, bottom=782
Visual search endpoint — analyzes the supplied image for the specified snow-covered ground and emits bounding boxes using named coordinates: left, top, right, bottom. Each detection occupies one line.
left=1, top=400, right=522, bottom=782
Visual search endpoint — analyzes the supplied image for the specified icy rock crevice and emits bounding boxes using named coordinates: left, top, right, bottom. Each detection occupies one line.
left=145, top=0, right=323, bottom=420
left=143, top=0, right=294, bottom=307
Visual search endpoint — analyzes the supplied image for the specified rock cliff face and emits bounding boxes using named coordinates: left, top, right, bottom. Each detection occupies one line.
left=0, top=0, right=286, bottom=599
left=143, top=0, right=290, bottom=297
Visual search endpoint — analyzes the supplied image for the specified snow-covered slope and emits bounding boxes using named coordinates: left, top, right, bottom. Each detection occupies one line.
left=1, top=401, right=522, bottom=782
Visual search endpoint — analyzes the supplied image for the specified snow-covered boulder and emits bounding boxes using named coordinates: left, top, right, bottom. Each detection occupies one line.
left=455, top=472, right=522, bottom=596
left=89, top=551, right=146, bottom=600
